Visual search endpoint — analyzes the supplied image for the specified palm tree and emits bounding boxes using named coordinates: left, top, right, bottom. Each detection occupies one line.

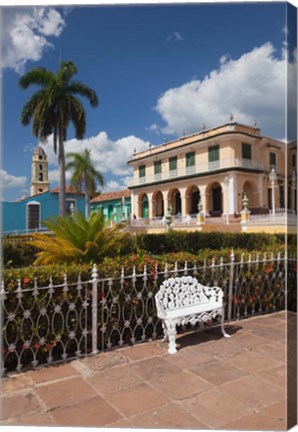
left=66, top=149, right=104, bottom=218
left=19, top=60, right=99, bottom=217
left=28, top=211, right=125, bottom=264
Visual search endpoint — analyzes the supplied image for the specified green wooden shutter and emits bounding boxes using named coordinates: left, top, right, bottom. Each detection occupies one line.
left=154, top=161, right=162, bottom=174
left=169, top=156, right=177, bottom=171
left=242, top=143, right=251, bottom=159
left=139, top=165, right=146, bottom=177
left=186, top=151, right=195, bottom=167
left=208, top=145, right=219, bottom=162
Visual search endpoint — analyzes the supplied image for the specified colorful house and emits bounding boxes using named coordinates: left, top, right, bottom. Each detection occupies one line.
left=90, top=190, right=131, bottom=223
left=2, top=145, right=86, bottom=235
left=2, top=187, right=85, bottom=235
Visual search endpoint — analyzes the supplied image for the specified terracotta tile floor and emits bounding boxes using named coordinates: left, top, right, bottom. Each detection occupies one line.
left=1, top=311, right=296, bottom=430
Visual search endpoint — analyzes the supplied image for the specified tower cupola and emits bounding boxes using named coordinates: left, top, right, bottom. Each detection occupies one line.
left=30, top=146, right=50, bottom=196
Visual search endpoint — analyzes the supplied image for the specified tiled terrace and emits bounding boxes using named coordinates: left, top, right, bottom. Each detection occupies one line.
left=1, top=311, right=296, bottom=430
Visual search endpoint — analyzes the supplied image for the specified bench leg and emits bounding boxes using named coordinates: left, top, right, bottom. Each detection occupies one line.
left=162, top=320, right=168, bottom=341
left=221, top=307, right=231, bottom=338
left=165, top=320, right=177, bottom=354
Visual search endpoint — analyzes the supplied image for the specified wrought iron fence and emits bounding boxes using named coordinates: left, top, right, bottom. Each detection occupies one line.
left=1, top=251, right=296, bottom=374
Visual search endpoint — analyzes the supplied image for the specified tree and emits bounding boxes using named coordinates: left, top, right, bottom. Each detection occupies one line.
left=19, top=60, right=98, bottom=217
left=66, top=149, right=104, bottom=218
left=28, top=211, right=125, bottom=264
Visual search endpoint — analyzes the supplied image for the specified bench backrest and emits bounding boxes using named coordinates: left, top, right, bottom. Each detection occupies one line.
left=155, top=276, right=223, bottom=313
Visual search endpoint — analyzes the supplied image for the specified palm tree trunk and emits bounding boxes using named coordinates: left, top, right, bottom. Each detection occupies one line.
left=85, top=193, right=90, bottom=219
left=58, top=126, right=66, bottom=217
left=84, top=173, right=89, bottom=218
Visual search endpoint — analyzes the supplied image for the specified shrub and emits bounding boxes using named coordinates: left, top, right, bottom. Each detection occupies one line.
left=3, top=240, right=38, bottom=268
left=27, top=211, right=134, bottom=264
left=135, top=232, right=285, bottom=255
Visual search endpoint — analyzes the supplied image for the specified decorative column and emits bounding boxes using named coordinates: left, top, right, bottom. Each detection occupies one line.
left=291, top=169, right=296, bottom=212
left=196, top=197, right=205, bottom=229
left=224, top=176, right=229, bottom=224
left=269, top=168, right=277, bottom=216
left=180, top=194, right=187, bottom=217
left=228, top=172, right=237, bottom=214
left=165, top=205, right=173, bottom=231
left=241, top=192, right=250, bottom=232
left=201, top=192, right=209, bottom=216
left=258, top=174, right=264, bottom=207
left=147, top=193, right=154, bottom=220
left=130, top=193, right=134, bottom=220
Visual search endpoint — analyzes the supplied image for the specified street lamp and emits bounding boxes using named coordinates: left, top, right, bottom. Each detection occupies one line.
left=269, top=168, right=277, bottom=216
left=224, top=175, right=229, bottom=225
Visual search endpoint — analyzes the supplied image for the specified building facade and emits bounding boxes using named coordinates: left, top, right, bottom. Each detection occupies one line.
left=90, top=190, right=131, bottom=223
left=128, top=121, right=296, bottom=221
left=3, top=187, right=86, bottom=235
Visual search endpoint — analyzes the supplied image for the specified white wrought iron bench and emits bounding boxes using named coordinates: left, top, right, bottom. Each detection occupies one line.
left=155, top=276, right=231, bottom=354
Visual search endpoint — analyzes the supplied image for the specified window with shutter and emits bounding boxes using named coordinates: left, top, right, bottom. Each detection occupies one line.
left=208, top=145, right=220, bottom=169
left=242, top=143, right=251, bottom=160
left=27, top=203, right=40, bottom=230
left=139, top=165, right=146, bottom=177
left=169, top=156, right=177, bottom=171
left=154, top=161, right=162, bottom=174
left=270, top=152, right=276, bottom=166
left=208, top=145, right=219, bottom=162
left=186, top=151, right=195, bottom=167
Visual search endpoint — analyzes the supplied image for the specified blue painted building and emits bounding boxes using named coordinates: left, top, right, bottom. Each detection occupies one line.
left=2, top=187, right=85, bottom=235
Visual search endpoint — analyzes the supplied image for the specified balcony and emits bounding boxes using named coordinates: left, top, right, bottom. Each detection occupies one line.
left=129, top=158, right=264, bottom=187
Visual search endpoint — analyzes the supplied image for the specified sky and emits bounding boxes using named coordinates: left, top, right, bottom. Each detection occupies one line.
left=1, top=1, right=297, bottom=201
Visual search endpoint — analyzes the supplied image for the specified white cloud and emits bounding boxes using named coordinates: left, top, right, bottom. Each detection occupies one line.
left=104, top=180, right=123, bottom=192
left=167, top=31, right=184, bottom=42
left=48, top=167, right=71, bottom=183
left=2, top=7, right=66, bottom=73
left=154, top=43, right=296, bottom=141
left=146, top=123, right=161, bottom=134
left=0, top=169, right=27, bottom=189
left=38, top=130, right=150, bottom=182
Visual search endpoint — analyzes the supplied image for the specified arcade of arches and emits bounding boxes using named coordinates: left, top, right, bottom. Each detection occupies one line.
left=133, top=176, right=290, bottom=219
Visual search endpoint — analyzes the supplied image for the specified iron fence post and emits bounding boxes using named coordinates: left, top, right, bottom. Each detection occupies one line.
left=91, top=264, right=99, bottom=355
left=228, top=250, right=235, bottom=321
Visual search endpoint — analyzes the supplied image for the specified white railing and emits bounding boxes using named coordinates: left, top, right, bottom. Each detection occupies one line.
left=129, top=158, right=264, bottom=187
left=3, top=228, right=50, bottom=237
left=248, top=209, right=297, bottom=226
left=130, top=216, right=198, bottom=228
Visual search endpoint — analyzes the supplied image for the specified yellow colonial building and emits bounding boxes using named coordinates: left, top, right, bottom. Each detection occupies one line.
left=128, top=120, right=296, bottom=228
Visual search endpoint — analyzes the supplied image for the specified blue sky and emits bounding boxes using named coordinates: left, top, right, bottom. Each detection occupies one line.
left=1, top=2, right=296, bottom=201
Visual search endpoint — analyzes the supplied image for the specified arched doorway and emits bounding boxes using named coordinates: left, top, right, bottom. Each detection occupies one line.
left=168, top=188, right=181, bottom=215
left=153, top=191, right=164, bottom=218
left=138, top=194, right=149, bottom=218
left=206, top=182, right=223, bottom=216
left=242, top=180, right=258, bottom=209
left=186, top=185, right=201, bottom=215
left=108, top=204, right=114, bottom=220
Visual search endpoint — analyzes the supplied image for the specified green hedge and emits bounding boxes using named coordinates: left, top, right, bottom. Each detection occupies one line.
left=3, top=240, right=39, bottom=268
left=3, top=246, right=288, bottom=289
left=3, top=231, right=292, bottom=269
left=135, top=232, right=286, bottom=255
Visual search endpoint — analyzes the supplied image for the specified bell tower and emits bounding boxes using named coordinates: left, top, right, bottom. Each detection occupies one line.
left=30, top=146, right=50, bottom=196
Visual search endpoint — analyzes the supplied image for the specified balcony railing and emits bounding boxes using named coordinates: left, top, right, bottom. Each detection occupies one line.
left=130, top=158, right=264, bottom=187
left=248, top=208, right=297, bottom=226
